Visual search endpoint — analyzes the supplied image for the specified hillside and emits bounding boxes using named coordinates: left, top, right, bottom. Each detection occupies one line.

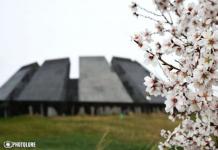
left=0, top=113, right=178, bottom=150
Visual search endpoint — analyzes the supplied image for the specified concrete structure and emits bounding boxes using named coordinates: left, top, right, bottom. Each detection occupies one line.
left=17, top=58, right=70, bottom=101
left=66, top=79, right=78, bottom=101
left=0, top=63, right=39, bottom=101
left=0, top=56, right=165, bottom=117
left=79, top=57, right=133, bottom=103
left=111, top=57, right=164, bottom=104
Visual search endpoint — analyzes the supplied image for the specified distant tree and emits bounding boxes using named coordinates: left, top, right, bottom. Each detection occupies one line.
left=131, top=0, right=218, bottom=149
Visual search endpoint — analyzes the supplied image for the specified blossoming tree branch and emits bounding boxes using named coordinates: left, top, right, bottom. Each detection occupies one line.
left=131, top=0, right=218, bottom=149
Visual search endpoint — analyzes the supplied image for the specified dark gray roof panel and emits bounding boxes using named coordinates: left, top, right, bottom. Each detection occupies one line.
left=111, top=57, right=165, bottom=104
left=0, top=63, right=39, bottom=101
left=66, top=79, right=78, bottom=101
left=79, top=56, right=133, bottom=103
left=16, top=58, right=70, bottom=101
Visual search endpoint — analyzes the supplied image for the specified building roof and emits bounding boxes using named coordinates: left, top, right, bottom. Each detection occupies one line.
left=79, top=56, right=133, bottom=103
left=80, top=56, right=112, bottom=76
left=111, top=57, right=165, bottom=104
left=0, top=63, right=39, bottom=101
left=16, top=58, right=70, bottom=101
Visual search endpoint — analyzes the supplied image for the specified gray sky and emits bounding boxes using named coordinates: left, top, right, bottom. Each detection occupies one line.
left=0, top=0, right=158, bottom=86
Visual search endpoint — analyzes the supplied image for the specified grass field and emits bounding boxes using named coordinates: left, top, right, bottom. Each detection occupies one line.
left=0, top=113, right=178, bottom=150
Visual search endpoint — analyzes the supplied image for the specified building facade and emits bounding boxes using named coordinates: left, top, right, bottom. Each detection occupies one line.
left=0, top=57, right=165, bottom=117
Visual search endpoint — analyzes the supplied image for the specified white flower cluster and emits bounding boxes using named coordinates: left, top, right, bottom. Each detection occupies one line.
left=131, top=0, right=218, bottom=149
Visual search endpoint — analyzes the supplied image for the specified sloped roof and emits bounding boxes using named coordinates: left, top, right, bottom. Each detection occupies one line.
left=111, top=57, right=165, bottom=104
left=80, top=56, right=112, bottom=76
left=79, top=56, right=133, bottom=103
left=16, top=58, right=70, bottom=101
left=0, top=63, right=39, bottom=100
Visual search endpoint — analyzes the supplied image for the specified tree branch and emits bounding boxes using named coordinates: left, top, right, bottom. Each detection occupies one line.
left=158, top=54, right=180, bottom=71
left=146, top=50, right=181, bottom=71
left=138, top=5, right=162, bottom=17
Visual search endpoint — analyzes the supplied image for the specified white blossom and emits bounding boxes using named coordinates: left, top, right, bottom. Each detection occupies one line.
left=198, top=30, right=218, bottom=50
left=131, top=0, right=218, bottom=149
left=165, top=94, right=185, bottom=114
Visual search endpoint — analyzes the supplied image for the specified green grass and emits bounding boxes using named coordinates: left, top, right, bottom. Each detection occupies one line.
left=0, top=113, right=178, bottom=150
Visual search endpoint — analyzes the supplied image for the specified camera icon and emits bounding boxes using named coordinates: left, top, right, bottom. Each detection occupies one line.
left=3, top=141, right=13, bottom=149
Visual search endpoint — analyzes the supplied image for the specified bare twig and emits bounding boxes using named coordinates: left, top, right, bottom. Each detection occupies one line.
left=167, top=11, right=173, bottom=24
left=159, top=10, right=173, bottom=25
left=136, top=13, right=160, bottom=23
left=158, top=54, right=180, bottom=71
left=138, top=5, right=162, bottom=17
left=146, top=50, right=180, bottom=71
left=175, top=60, right=183, bottom=67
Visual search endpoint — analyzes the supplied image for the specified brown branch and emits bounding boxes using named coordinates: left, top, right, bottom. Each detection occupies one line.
left=158, top=54, right=180, bottom=71
left=159, top=10, right=173, bottom=25
left=146, top=50, right=181, bottom=71
left=175, top=60, right=183, bottom=67
left=136, top=13, right=160, bottom=22
left=167, top=11, right=173, bottom=24
left=138, top=6, right=162, bottom=17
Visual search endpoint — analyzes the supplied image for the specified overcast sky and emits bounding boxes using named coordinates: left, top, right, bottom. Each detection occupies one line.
left=0, top=0, right=159, bottom=87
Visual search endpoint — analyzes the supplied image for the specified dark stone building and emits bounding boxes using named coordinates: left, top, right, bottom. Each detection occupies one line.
left=0, top=57, right=165, bottom=117
left=16, top=58, right=70, bottom=101
left=0, top=63, right=39, bottom=101
left=111, top=57, right=164, bottom=104
left=67, top=79, right=78, bottom=101
left=79, top=57, right=133, bottom=103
